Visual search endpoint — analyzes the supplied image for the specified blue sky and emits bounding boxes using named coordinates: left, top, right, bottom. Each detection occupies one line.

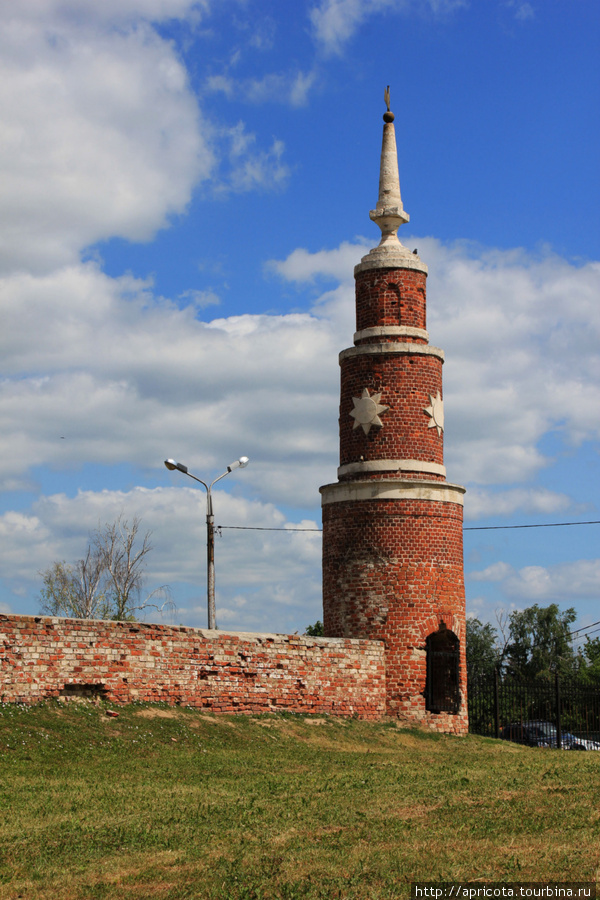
left=1, top=0, right=599, bottom=644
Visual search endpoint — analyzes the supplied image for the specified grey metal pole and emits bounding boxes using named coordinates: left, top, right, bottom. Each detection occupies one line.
left=206, top=490, right=216, bottom=630
left=555, top=673, right=562, bottom=751
left=494, top=666, right=500, bottom=739
left=164, top=457, right=248, bottom=633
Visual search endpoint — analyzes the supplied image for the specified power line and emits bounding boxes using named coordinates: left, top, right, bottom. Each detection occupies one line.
left=219, top=525, right=322, bottom=532
left=219, top=519, right=600, bottom=534
left=569, top=619, right=600, bottom=638
left=464, top=520, right=600, bottom=532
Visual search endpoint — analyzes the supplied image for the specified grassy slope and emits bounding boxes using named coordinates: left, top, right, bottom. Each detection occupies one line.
left=0, top=702, right=599, bottom=899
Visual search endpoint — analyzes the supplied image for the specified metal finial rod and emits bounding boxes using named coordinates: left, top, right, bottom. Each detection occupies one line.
left=383, top=85, right=394, bottom=123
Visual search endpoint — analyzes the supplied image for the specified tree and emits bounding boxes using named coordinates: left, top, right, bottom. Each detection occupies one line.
left=466, top=617, right=502, bottom=682
left=304, top=620, right=324, bottom=637
left=39, top=516, right=173, bottom=622
left=504, top=603, right=577, bottom=681
left=39, top=552, right=109, bottom=620
left=578, top=636, right=600, bottom=685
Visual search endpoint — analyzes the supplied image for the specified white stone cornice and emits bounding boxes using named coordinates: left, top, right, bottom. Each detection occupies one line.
left=338, top=460, right=446, bottom=478
left=320, top=479, right=465, bottom=507
left=340, top=342, right=444, bottom=363
left=354, top=249, right=428, bottom=276
left=354, top=326, right=429, bottom=343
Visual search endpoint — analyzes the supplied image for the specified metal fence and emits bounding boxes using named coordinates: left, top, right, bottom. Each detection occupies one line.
left=468, top=672, right=600, bottom=745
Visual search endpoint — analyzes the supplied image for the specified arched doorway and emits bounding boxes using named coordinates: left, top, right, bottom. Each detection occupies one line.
left=425, top=624, right=460, bottom=714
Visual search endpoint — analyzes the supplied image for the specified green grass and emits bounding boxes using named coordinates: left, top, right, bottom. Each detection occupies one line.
left=1, top=701, right=599, bottom=899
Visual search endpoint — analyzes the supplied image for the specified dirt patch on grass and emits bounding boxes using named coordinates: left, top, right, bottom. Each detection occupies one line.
left=135, top=709, right=179, bottom=720
left=195, top=713, right=236, bottom=727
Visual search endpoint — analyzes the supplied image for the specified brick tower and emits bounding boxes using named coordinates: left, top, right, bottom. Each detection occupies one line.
left=320, top=89, right=468, bottom=734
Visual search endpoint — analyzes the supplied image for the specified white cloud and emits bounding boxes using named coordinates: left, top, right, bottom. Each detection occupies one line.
left=469, top=558, right=600, bottom=604
left=310, top=0, right=467, bottom=55
left=0, top=487, right=323, bottom=633
left=178, top=288, right=221, bottom=310
left=3, top=1, right=208, bottom=27
left=464, top=487, right=577, bottom=521
left=0, top=2, right=293, bottom=271
left=267, top=240, right=368, bottom=284
left=0, top=6, right=212, bottom=274
left=2, top=237, right=599, bottom=524
left=206, top=69, right=319, bottom=108
left=506, top=1, right=535, bottom=21
left=270, top=237, right=600, bottom=490
left=469, top=561, right=516, bottom=582
left=0, top=262, right=339, bottom=502
left=215, top=123, right=290, bottom=193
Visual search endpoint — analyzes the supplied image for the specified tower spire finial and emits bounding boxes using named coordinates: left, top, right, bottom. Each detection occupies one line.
left=384, top=85, right=392, bottom=116
left=369, top=86, right=409, bottom=250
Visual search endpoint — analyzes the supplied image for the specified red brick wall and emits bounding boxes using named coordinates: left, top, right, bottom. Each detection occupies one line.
left=322, top=498, right=468, bottom=735
left=339, top=352, right=444, bottom=471
left=355, top=268, right=427, bottom=332
left=0, top=615, right=386, bottom=719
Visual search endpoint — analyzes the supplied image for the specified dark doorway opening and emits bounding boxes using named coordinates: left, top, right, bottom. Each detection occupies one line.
left=425, top=625, right=460, bottom=714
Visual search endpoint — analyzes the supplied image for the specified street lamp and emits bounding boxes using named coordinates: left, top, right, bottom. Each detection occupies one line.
left=164, top=456, right=249, bottom=630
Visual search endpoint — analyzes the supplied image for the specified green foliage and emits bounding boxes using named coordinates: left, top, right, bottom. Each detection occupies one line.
left=466, top=617, right=501, bottom=681
left=38, top=516, right=173, bottom=622
left=505, top=603, right=577, bottom=680
left=39, top=557, right=111, bottom=620
left=578, top=636, right=600, bottom=685
left=304, top=620, right=324, bottom=636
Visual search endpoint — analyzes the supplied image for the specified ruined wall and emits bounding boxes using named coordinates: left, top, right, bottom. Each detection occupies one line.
left=0, top=614, right=386, bottom=719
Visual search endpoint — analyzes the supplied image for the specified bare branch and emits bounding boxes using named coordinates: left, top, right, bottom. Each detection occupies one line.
left=38, top=515, right=174, bottom=623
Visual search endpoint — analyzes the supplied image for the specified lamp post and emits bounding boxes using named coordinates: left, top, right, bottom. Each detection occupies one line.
left=164, top=456, right=249, bottom=630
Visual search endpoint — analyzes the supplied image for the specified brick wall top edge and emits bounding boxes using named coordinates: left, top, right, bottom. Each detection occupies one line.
left=0, top=614, right=384, bottom=650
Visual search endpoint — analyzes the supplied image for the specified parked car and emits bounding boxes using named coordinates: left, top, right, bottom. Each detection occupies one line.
left=500, top=721, right=600, bottom=750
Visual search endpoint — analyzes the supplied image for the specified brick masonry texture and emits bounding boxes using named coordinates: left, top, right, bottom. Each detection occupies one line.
left=321, top=250, right=469, bottom=736
left=0, top=615, right=386, bottom=719
left=339, top=353, right=444, bottom=472
left=355, top=268, right=427, bottom=332
left=322, top=499, right=468, bottom=734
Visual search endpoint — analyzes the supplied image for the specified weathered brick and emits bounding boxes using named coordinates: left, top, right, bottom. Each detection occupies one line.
left=0, top=615, right=386, bottom=720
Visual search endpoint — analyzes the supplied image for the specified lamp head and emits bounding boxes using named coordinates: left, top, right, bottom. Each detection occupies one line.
left=164, top=459, right=188, bottom=474
left=227, top=456, right=250, bottom=472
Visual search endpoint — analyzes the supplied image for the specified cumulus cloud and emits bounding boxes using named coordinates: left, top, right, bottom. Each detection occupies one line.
left=267, top=240, right=368, bottom=284
left=422, top=240, right=600, bottom=483
left=464, top=487, right=577, bottom=521
left=0, top=261, right=339, bottom=502
left=0, top=487, right=323, bottom=633
left=1, top=3, right=598, bottom=632
left=0, top=3, right=293, bottom=271
left=270, top=237, right=600, bottom=490
left=309, top=0, right=467, bottom=55
left=0, top=4, right=212, bottom=274
left=3, top=235, right=598, bottom=524
left=4, top=1, right=208, bottom=27
left=469, top=558, right=600, bottom=605
left=3, top=235, right=599, bottom=628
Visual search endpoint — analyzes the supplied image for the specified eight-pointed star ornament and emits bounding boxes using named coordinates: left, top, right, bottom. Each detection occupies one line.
left=350, top=388, right=389, bottom=435
left=424, top=391, right=444, bottom=436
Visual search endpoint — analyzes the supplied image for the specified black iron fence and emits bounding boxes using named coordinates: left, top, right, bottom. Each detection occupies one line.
left=468, top=672, right=600, bottom=746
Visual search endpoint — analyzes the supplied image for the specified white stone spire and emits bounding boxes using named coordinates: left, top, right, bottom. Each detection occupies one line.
left=369, top=86, right=409, bottom=247
left=356, top=86, right=427, bottom=276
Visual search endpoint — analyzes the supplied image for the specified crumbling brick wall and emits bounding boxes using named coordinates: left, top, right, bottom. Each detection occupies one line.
left=0, top=614, right=386, bottom=719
